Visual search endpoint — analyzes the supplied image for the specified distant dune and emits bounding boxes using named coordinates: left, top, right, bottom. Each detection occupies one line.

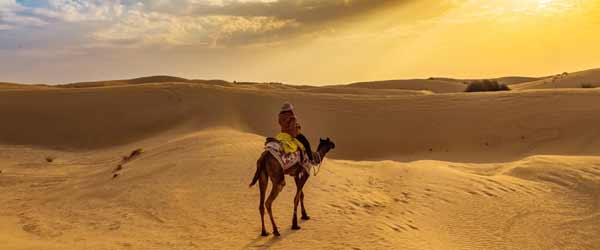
left=2, top=80, right=600, bottom=161
left=0, top=82, right=49, bottom=89
left=341, top=79, right=467, bottom=93
left=511, top=68, right=600, bottom=90
left=1, top=69, right=600, bottom=250
left=296, top=86, right=431, bottom=96
left=491, top=76, right=541, bottom=85
left=418, top=76, right=540, bottom=86
left=3, top=68, right=597, bottom=93
left=335, top=76, right=541, bottom=94
left=58, top=75, right=230, bottom=88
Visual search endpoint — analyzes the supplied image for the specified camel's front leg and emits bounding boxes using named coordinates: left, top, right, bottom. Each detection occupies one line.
left=300, top=191, right=310, bottom=220
left=292, top=175, right=301, bottom=230
left=292, top=173, right=308, bottom=230
left=292, top=173, right=307, bottom=230
left=299, top=174, right=310, bottom=220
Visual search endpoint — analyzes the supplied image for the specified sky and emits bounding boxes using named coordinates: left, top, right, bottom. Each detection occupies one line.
left=0, top=0, right=599, bottom=85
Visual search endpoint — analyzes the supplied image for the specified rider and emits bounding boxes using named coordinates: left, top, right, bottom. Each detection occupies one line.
left=277, top=102, right=314, bottom=163
left=295, top=124, right=315, bottom=163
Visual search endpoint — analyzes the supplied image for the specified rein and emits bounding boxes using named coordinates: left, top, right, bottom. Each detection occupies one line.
left=312, top=151, right=324, bottom=176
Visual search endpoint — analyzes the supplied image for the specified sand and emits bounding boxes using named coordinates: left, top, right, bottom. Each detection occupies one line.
left=0, top=76, right=599, bottom=250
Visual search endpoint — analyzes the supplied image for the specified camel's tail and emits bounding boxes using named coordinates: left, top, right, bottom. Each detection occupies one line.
left=249, top=152, right=268, bottom=187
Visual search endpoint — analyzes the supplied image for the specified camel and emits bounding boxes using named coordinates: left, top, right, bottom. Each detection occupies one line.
left=249, top=137, right=336, bottom=236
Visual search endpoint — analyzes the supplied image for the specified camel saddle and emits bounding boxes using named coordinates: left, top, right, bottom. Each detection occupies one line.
left=265, top=138, right=309, bottom=172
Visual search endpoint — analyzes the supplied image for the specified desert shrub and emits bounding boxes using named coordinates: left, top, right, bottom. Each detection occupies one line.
left=465, top=80, right=511, bottom=92
left=581, top=83, right=597, bottom=88
left=122, top=148, right=143, bottom=162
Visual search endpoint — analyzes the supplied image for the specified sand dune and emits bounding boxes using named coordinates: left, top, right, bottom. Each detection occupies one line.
left=294, top=86, right=432, bottom=96
left=334, top=76, right=542, bottom=94
left=59, top=76, right=230, bottom=88
left=1, top=78, right=600, bottom=250
left=431, top=76, right=540, bottom=86
left=340, top=79, right=467, bottom=93
left=3, top=83, right=600, bottom=161
left=511, top=68, right=600, bottom=90
left=489, top=76, right=541, bottom=85
left=1, top=129, right=598, bottom=250
left=0, top=82, right=50, bottom=90
left=4, top=68, right=597, bottom=93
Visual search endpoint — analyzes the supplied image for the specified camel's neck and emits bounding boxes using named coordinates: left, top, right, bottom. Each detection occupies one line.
left=316, top=148, right=330, bottom=161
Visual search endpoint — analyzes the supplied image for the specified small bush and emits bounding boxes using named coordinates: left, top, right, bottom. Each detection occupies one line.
left=122, top=148, right=143, bottom=162
left=45, top=156, right=54, bottom=163
left=113, top=164, right=123, bottom=173
left=465, top=80, right=511, bottom=92
left=581, top=83, right=597, bottom=88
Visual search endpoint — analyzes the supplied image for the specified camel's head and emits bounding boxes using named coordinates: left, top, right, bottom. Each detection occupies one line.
left=317, top=137, right=336, bottom=156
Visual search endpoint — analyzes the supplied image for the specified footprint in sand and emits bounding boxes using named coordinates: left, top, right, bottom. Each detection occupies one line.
left=108, top=222, right=121, bottom=230
left=467, top=190, right=479, bottom=196
left=481, top=190, right=497, bottom=197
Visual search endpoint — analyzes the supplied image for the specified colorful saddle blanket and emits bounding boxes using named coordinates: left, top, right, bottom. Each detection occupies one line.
left=265, top=138, right=309, bottom=172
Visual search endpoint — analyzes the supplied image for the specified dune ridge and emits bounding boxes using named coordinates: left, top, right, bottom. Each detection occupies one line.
left=341, top=79, right=468, bottom=93
left=511, top=68, right=600, bottom=90
left=2, top=67, right=598, bottom=93
left=2, top=83, right=600, bottom=162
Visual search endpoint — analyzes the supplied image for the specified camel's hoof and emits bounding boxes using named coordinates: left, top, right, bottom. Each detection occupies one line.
left=261, top=231, right=269, bottom=237
left=291, top=225, right=301, bottom=230
left=301, top=215, right=311, bottom=220
left=273, top=231, right=281, bottom=237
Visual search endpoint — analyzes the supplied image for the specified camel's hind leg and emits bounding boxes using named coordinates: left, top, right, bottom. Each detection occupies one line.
left=258, top=171, right=269, bottom=236
left=266, top=179, right=285, bottom=236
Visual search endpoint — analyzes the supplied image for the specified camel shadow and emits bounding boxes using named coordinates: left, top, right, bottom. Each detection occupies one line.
left=241, top=227, right=299, bottom=250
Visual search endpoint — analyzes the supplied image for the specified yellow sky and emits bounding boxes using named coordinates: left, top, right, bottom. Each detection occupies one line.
left=248, top=0, right=600, bottom=84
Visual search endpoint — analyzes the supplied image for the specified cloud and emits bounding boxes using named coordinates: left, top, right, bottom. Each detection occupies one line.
left=90, top=0, right=362, bottom=48
left=54, top=0, right=125, bottom=21
left=25, top=0, right=126, bottom=22
left=1, top=0, right=308, bottom=47
left=102, top=0, right=426, bottom=47
left=0, top=0, right=48, bottom=30
left=91, top=8, right=299, bottom=48
left=0, top=0, right=18, bottom=9
left=1, top=0, right=127, bottom=31
left=198, top=0, right=408, bottom=22
left=1, top=0, right=443, bottom=49
left=182, top=0, right=418, bottom=44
